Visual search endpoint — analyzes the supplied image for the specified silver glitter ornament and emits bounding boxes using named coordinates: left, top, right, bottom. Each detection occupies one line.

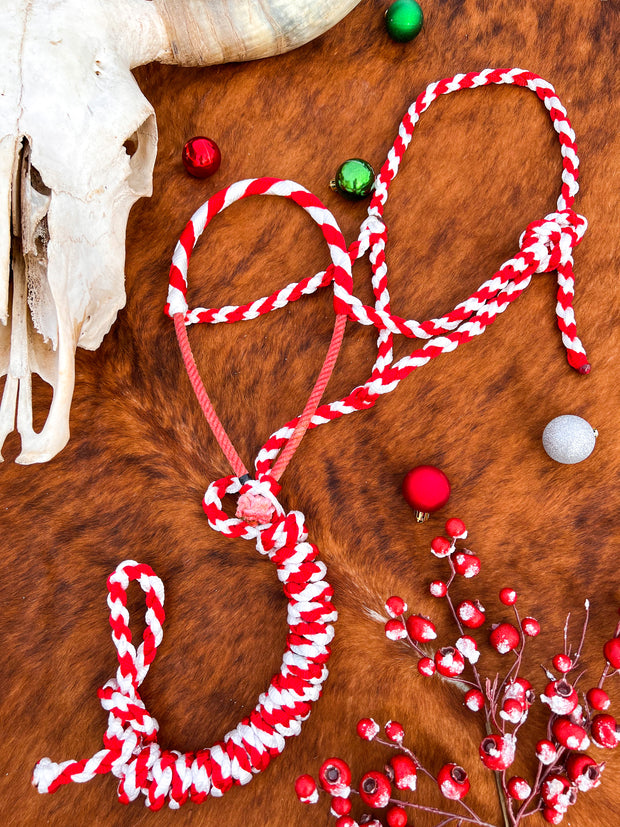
left=542, top=415, right=598, bottom=464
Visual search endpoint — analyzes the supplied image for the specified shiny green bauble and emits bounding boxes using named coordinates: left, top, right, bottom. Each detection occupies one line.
left=385, top=0, right=424, bottom=43
left=331, top=158, right=375, bottom=200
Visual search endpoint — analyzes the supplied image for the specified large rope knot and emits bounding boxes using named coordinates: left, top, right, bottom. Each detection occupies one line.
left=519, top=209, right=587, bottom=274
left=235, top=475, right=282, bottom=525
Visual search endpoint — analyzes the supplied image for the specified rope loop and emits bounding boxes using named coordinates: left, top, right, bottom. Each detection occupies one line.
left=33, top=520, right=337, bottom=807
left=34, top=68, right=592, bottom=809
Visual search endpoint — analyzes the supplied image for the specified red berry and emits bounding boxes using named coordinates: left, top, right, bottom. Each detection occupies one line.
left=536, top=740, right=558, bottom=765
left=319, top=758, right=352, bottom=796
left=357, top=718, right=380, bottom=741
left=587, top=687, right=611, bottom=711
left=335, top=817, right=357, bottom=827
left=464, top=688, right=485, bottom=712
left=417, top=656, right=436, bottom=676
left=500, top=698, right=524, bottom=724
left=437, top=763, right=470, bottom=800
left=507, top=776, right=531, bottom=800
left=406, top=614, right=437, bottom=642
left=552, top=717, right=590, bottom=751
left=552, top=654, right=573, bottom=673
left=541, top=679, right=579, bottom=715
left=434, top=646, right=465, bottom=677
left=390, top=754, right=417, bottom=792
left=445, top=517, right=467, bottom=538
left=359, top=771, right=391, bottom=808
left=499, top=587, right=517, bottom=605
left=542, top=807, right=564, bottom=824
left=386, top=805, right=408, bottom=827
left=295, top=774, right=318, bottom=804
left=456, top=635, right=480, bottom=664
left=385, top=720, right=405, bottom=743
left=430, top=580, right=448, bottom=597
left=453, top=552, right=481, bottom=578
left=456, top=599, right=486, bottom=628
left=565, top=753, right=604, bottom=791
left=479, top=734, right=516, bottom=770
left=603, top=637, right=620, bottom=669
left=504, top=678, right=534, bottom=707
left=541, top=774, right=576, bottom=812
left=385, top=596, right=407, bottom=618
left=385, top=619, right=407, bottom=641
left=431, top=536, right=453, bottom=558
left=591, top=714, right=620, bottom=749
left=489, top=622, right=520, bottom=654
left=521, top=617, right=540, bottom=637
left=331, top=797, right=352, bottom=816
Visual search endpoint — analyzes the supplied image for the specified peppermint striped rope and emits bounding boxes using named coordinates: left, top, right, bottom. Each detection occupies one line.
left=33, top=486, right=337, bottom=808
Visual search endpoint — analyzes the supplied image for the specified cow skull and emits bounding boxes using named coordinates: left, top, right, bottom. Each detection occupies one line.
left=0, top=0, right=360, bottom=464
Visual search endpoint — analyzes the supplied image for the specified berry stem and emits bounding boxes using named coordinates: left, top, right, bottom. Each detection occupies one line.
left=373, top=792, right=497, bottom=826
left=598, top=663, right=611, bottom=689
left=571, top=601, right=590, bottom=669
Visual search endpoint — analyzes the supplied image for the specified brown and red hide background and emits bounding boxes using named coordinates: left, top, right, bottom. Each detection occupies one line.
left=1, top=1, right=619, bottom=825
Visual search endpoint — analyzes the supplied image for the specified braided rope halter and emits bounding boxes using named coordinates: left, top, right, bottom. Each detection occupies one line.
left=33, top=69, right=589, bottom=809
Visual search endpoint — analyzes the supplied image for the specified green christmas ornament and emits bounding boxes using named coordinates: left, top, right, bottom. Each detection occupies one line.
left=330, top=158, right=375, bottom=200
left=385, top=0, right=424, bottom=43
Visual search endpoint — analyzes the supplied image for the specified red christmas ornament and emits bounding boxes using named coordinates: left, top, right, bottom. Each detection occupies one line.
left=182, top=136, right=222, bottom=178
left=402, top=465, right=451, bottom=522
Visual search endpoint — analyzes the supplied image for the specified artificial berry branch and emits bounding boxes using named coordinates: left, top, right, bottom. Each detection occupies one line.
left=295, top=518, right=620, bottom=827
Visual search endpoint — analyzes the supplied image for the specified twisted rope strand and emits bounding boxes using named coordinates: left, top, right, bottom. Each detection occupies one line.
left=33, top=497, right=338, bottom=808
left=33, top=68, right=590, bottom=809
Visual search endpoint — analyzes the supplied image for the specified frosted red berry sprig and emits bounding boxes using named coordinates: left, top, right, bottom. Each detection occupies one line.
left=295, top=721, right=496, bottom=827
left=295, top=519, right=620, bottom=826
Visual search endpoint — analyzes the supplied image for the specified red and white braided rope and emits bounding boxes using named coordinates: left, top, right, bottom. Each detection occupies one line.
left=33, top=486, right=337, bottom=808
left=33, top=68, right=590, bottom=809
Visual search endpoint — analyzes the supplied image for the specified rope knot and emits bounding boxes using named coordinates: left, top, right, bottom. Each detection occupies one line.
left=349, top=384, right=377, bottom=410
left=519, top=209, right=587, bottom=274
left=357, top=213, right=387, bottom=258
left=235, top=475, right=283, bottom=525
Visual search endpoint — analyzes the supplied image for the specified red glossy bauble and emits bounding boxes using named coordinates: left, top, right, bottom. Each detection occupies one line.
left=402, top=465, right=451, bottom=522
left=182, top=136, right=222, bottom=178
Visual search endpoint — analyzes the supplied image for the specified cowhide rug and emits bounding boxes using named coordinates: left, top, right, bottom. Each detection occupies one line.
left=1, top=1, right=618, bottom=825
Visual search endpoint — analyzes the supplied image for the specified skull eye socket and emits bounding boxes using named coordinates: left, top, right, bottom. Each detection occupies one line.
left=123, top=112, right=157, bottom=196
left=123, top=138, right=138, bottom=158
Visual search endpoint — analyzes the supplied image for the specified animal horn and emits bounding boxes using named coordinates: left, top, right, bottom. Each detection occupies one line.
left=148, top=0, right=361, bottom=66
